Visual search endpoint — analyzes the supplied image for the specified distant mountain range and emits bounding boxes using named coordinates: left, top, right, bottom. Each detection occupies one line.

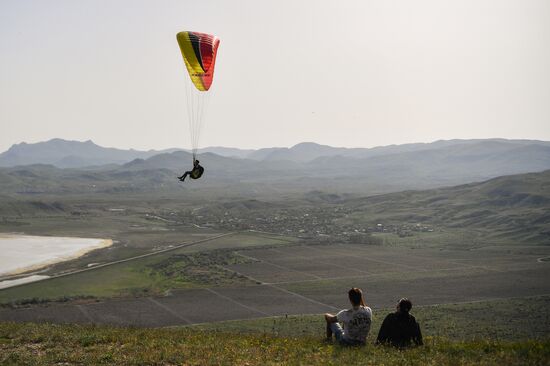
left=0, top=138, right=549, bottom=197
left=2, top=138, right=550, bottom=167
left=0, top=139, right=180, bottom=168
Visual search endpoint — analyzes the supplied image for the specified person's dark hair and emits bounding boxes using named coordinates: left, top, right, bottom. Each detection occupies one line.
left=397, top=298, right=412, bottom=313
left=348, top=287, right=366, bottom=306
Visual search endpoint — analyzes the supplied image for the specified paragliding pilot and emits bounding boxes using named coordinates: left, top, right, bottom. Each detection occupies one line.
left=178, top=159, right=204, bottom=182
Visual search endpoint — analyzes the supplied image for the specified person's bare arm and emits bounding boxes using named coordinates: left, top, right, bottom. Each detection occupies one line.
left=324, top=313, right=338, bottom=323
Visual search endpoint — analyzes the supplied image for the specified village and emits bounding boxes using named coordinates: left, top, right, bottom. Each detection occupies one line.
left=174, top=204, right=435, bottom=243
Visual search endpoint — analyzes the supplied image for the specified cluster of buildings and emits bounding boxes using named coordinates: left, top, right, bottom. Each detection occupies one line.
left=175, top=205, right=434, bottom=242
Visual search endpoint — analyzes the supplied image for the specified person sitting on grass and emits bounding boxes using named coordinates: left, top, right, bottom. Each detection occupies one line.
left=376, top=298, right=423, bottom=348
left=324, top=287, right=372, bottom=346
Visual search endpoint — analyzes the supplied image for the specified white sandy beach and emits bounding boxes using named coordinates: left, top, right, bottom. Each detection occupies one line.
left=0, top=234, right=112, bottom=277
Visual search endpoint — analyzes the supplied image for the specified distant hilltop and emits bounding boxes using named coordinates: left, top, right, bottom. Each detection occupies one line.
left=0, top=139, right=180, bottom=168
left=1, top=138, right=549, bottom=169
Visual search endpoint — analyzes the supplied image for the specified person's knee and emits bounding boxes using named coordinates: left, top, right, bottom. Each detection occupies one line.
left=330, top=323, right=345, bottom=340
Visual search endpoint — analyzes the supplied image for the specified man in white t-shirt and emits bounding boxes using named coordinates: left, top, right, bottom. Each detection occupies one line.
left=324, top=287, right=372, bottom=345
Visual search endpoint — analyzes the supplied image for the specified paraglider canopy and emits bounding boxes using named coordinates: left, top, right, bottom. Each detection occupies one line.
left=176, top=31, right=220, bottom=162
left=176, top=31, right=220, bottom=92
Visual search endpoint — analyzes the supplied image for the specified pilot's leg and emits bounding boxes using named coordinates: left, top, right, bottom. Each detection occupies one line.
left=179, top=171, right=191, bottom=181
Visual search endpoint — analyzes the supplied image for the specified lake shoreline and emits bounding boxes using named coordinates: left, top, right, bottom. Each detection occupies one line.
left=0, top=234, right=113, bottom=280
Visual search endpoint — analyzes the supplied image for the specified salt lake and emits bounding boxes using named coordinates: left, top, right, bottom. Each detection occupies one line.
left=0, top=234, right=112, bottom=278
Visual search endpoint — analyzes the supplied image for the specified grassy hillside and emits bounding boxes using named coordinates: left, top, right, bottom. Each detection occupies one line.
left=346, top=170, right=550, bottom=244
left=2, top=296, right=549, bottom=365
left=2, top=325, right=545, bottom=366
left=196, top=296, right=550, bottom=341
left=3, top=169, right=547, bottom=244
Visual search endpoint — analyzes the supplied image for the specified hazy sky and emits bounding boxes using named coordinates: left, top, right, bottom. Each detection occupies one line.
left=1, top=0, right=549, bottom=152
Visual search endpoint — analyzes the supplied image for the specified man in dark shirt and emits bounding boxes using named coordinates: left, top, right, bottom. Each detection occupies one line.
left=376, top=298, right=423, bottom=348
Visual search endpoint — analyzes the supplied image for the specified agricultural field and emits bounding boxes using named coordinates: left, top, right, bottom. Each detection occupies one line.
left=1, top=240, right=549, bottom=327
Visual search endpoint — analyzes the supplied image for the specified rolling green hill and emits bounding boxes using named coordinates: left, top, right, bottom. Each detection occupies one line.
left=346, top=170, right=550, bottom=243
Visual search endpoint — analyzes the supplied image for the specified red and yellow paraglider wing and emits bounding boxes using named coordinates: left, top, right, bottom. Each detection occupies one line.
left=176, top=31, right=220, bottom=91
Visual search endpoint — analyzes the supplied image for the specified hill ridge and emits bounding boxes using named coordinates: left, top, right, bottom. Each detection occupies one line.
left=2, top=138, right=550, bottom=168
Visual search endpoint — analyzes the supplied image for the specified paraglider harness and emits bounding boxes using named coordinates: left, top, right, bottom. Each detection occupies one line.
left=190, top=161, right=204, bottom=179
left=178, top=159, right=204, bottom=182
